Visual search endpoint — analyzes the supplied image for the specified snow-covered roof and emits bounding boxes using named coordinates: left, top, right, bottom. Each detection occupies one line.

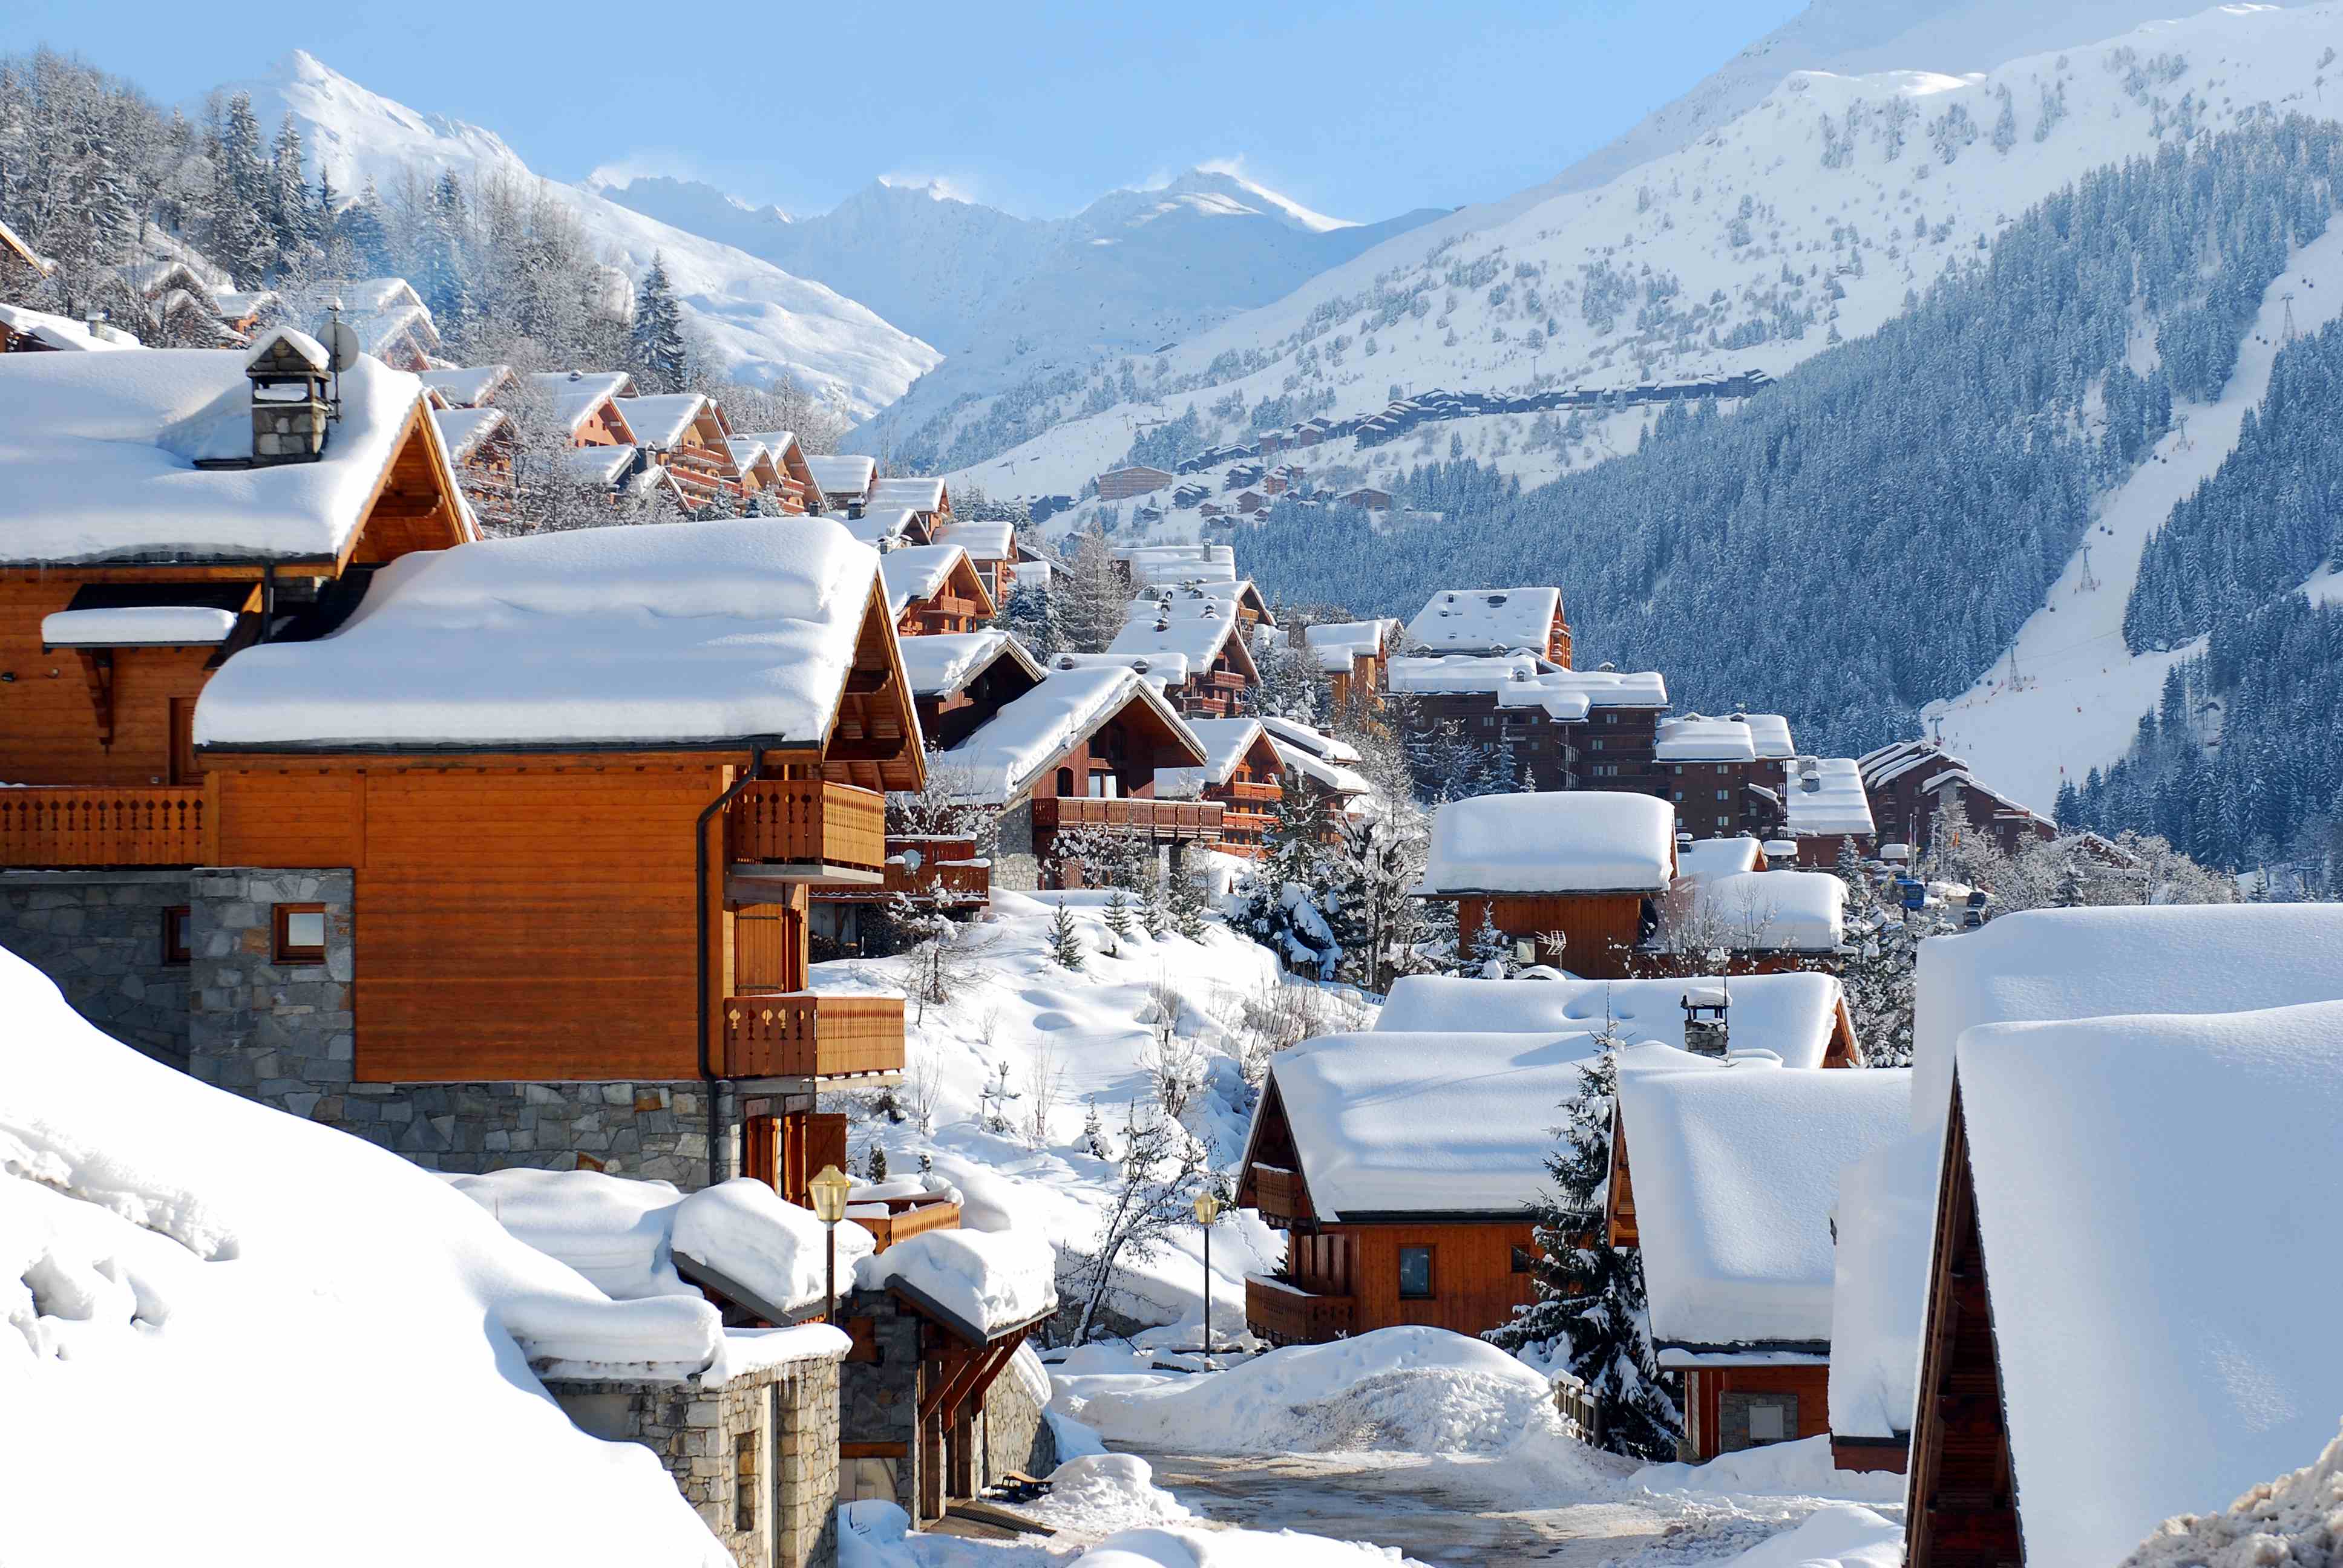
left=1784, top=757, right=1875, bottom=838
left=1673, top=837, right=1765, bottom=881
left=1052, top=649, right=1192, bottom=694
left=1420, top=791, right=1675, bottom=895
left=869, top=475, right=946, bottom=514
left=1535, top=668, right=1670, bottom=709
left=42, top=605, right=239, bottom=648
left=431, top=405, right=508, bottom=463
left=416, top=365, right=512, bottom=408
left=937, top=667, right=1204, bottom=805
left=197, top=517, right=882, bottom=753
left=1157, top=716, right=1268, bottom=796
left=0, top=350, right=437, bottom=567
left=1107, top=586, right=1248, bottom=668
left=1256, top=715, right=1360, bottom=763
left=1677, top=869, right=1846, bottom=952
left=526, top=371, right=637, bottom=436
left=562, top=445, right=635, bottom=488
left=1012, top=560, right=1052, bottom=590
left=1127, top=546, right=1237, bottom=588
left=1375, top=972, right=1849, bottom=1070
left=856, top=1227, right=1057, bottom=1341
left=0, top=213, right=48, bottom=273
left=1615, top=1056, right=1909, bottom=1353
left=296, top=278, right=439, bottom=358
left=1826, top=1132, right=1936, bottom=1442
left=935, top=516, right=1015, bottom=561
left=621, top=392, right=716, bottom=449
left=1265, top=734, right=1370, bottom=800
left=209, top=287, right=279, bottom=319
left=719, top=434, right=773, bottom=475
left=896, top=629, right=1041, bottom=699
left=843, top=507, right=919, bottom=547
left=1861, top=740, right=1959, bottom=790
left=878, top=543, right=973, bottom=614
left=0, top=302, right=143, bottom=351
left=1404, top=586, right=1561, bottom=655
left=1956, top=1001, right=2343, bottom=1566
left=1298, top=618, right=1397, bottom=672
left=1656, top=713, right=1792, bottom=762
left=807, top=452, right=876, bottom=499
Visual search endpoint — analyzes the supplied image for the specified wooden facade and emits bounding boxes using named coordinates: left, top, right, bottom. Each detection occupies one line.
left=893, top=552, right=997, bottom=638
left=1677, top=1364, right=1833, bottom=1462
left=1200, top=730, right=1284, bottom=858
left=1027, top=693, right=1224, bottom=886
left=1452, top=892, right=1656, bottom=980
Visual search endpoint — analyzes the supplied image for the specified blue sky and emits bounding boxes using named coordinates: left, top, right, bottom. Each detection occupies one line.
left=10, top=1, right=1804, bottom=220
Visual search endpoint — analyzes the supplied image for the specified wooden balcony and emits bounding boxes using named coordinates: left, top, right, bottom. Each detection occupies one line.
left=1032, top=795, right=1223, bottom=843
left=1248, top=1165, right=1314, bottom=1226
left=1222, top=780, right=1281, bottom=805
left=718, top=991, right=905, bottom=1082
left=810, top=836, right=990, bottom=906
left=0, top=785, right=213, bottom=868
left=850, top=1194, right=963, bottom=1252
left=1204, top=669, right=1248, bottom=695
left=1245, top=1274, right=1355, bottom=1345
left=727, top=780, right=886, bottom=882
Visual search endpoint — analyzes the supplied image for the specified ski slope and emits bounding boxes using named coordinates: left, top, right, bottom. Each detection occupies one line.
left=1925, top=220, right=2343, bottom=811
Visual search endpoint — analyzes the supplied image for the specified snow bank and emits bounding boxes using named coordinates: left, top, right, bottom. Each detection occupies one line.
left=1375, top=972, right=1848, bottom=1069
left=1958, top=1001, right=2343, bottom=1566
left=842, top=1497, right=1417, bottom=1568
left=1823, top=1135, right=1936, bottom=1443
left=857, top=1226, right=1056, bottom=1337
left=0, top=350, right=429, bottom=566
left=2119, top=1418, right=2343, bottom=1568
left=1403, top=587, right=1561, bottom=655
left=674, top=1175, right=876, bottom=1316
left=1420, top=791, right=1675, bottom=894
left=1714, top=1506, right=1902, bottom=1568
left=0, top=950, right=729, bottom=1566
left=197, top=516, right=880, bottom=751
left=1028, top=1452, right=1196, bottom=1534
left=1630, top=1435, right=1903, bottom=1505
left=1613, top=1058, right=1909, bottom=1350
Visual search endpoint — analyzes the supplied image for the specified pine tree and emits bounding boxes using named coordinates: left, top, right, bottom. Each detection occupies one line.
left=1083, top=1099, right=1109, bottom=1159
left=1236, top=779, right=1340, bottom=978
left=207, top=91, right=274, bottom=284
left=1000, top=581, right=1064, bottom=659
left=264, top=113, right=317, bottom=283
left=631, top=254, right=690, bottom=393
left=1138, top=875, right=1171, bottom=940
left=1058, top=524, right=1129, bottom=653
left=1484, top=1034, right=1679, bottom=1460
left=867, top=1142, right=888, bottom=1182
left=1103, top=887, right=1135, bottom=947
left=1328, top=803, right=1429, bottom=991
left=1047, top=899, right=1085, bottom=970
left=1168, top=863, right=1211, bottom=940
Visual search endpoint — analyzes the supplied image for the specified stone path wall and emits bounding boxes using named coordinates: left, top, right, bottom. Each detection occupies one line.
left=0, top=869, right=194, bottom=1068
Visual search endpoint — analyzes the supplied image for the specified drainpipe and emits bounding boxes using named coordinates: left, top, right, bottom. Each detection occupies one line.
left=696, top=743, right=765, bottom=1190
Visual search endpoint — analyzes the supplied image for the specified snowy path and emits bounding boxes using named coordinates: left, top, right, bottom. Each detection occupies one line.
left=1925, top=221, right=2343, bottom=812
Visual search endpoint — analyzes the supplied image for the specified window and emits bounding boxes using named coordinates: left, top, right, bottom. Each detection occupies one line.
left=1594, top=764, right=1619, bottom=778
left=1672, top=763, right=1682, bottom=775
left=1748, top=1400, right=1789, bottom=1444
left=1509, top=1246, right=1535, bottom=1274
left=162, top=906, right=191, bottom=967
left=1055, top=766, right=1075, bottom=797
left=1604, top=712, right=1619, bottom=725
left=1716, top=815, right=1731, bottom=828
left=1716, top=764, right=1729, bottom=776
left=1717, top=789, right=1731, bottom=801
left=734, top=1431, right=759, bottom=1532
left=272, top=904, right=327, bottom=965
left=1673, top=790, right=1685, bottom=802
left=1087, top=771, right=1118, bottom=799
left=1590, top=739, right=1605, bottom=751
left=1397, top=1246, right=1434, bottom=1299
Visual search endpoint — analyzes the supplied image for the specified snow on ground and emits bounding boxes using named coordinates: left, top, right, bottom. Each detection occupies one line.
left=2119, top=1417, right=2343, bottom=1567
left=0, top=949, right=729, bottom=1566
left=1630, top=1437, right=1902, bottom=1508
left=1927, top=218, right=2343, bottom=811
left=1703, top=1507, right=1903, bottom=1568
left=813, top=892, right=1361, bottom=1333
left=842, top=1496, right=1427, bottom=1568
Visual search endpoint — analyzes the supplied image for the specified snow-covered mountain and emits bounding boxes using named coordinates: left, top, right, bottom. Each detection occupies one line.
left=952, top=3, right=2343, bottom=507
left=598, top=166, right=1446, bottom=471
left=236, top=53, right=939, bottom=415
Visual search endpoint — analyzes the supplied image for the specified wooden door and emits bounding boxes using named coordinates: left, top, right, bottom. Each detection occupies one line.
left=168, top=698, right=198, bottom=785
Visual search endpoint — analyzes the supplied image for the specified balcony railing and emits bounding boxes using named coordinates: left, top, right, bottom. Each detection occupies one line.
left=1245, top=1274, right=1355, bottom=1345
left=719, top=991, right=905, bottom=1080
left=727, top=780, right=886, bottom=881
left=1248, top=1165, right=1315, bottom=1225
left=0, top=785, right=212, bottom=868
left=1204, top=670, right=1248, bottom=694
left=1032, top=795, right=1223, bottom=841
left=1222, top=780, right=1282, bottom=805
left=811, top=835, right=989, bottom=905
left=850, top=1194, right=963, bottom=1252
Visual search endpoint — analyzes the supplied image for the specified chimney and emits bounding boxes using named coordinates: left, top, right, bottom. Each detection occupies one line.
left=1682, top=986, right=1729, bottom=1059
left=244, top=329, right=333, bottom=466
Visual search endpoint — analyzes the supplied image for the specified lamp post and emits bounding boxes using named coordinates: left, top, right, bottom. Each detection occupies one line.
left=1192, top=1188, right=1222, bottom=1359
left=808, top=1163, right=854, bottom=1324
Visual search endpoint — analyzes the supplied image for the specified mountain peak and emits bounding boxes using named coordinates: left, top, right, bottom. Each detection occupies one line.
left=1158, top=166, right=1354, bottom=232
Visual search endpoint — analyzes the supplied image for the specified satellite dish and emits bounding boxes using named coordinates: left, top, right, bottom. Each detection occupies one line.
left=325, top=319, right=364, bottom=373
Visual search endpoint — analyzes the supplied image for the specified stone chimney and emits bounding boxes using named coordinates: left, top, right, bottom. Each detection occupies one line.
left=1682, top=985, right=1729, bottom=1059
left=244, top=329, right=333, bottom=465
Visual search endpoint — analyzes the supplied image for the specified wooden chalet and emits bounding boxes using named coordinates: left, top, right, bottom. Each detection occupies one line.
left=185, top=515, right=924, bottom=1201
left=1157, top=716, right=1283, bottom=857
left=880, top=544, right=996, bottom=638
left=418, top=364, right=516, bottom=410
left=1858, top=740, right=2056, bottom=860
left=1405, top=586, right=1571, bottom=666
left=114, top=258, right=241, bottom=347
left=207, top=289, right=280, bottom=340
left=620, top=392, right=738, bottom=508
left=1299, top=618, right=1398, bottom=713
left=1657, top=713, right=1795, bottom=840
left=732, top=430, right=819, bottom=514
left=430, top=405, right=517, bottom=532
left=898, top=629, right=1046, bottom=751
left=1415, top=791, right=1676, bottom=978
left=1095, top=463, right=1173, bottom=501
left=936, top=665, right=1217, bottom=890
left=807, top=453, right=877, bottom=514
left=523, top=369, right=640, bottom=448
left=1782, top=756, right=1876, bottom=867
left=1650, top=837, right=1848, bottom=977
left=1106, top=584, right=1262, bottom=718
left=1609, top=1056, right=1906, bottom=1463
left=932, top=515, right=1019, bottom=606
left=1337, top=486, right=1393, bottom=511
left=867, top=476, right=951, bottom=535
left=297, top=278, right=442, bottom=371
left=0, top=302, right=145, bottom=353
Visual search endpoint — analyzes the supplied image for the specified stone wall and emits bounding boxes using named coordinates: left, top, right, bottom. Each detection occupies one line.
left=0, top=869, right=194, bottom=1068
left=990, top=799, right=1039, bottom=892
left=837, top=1292, right=923, bottom=1517
left=546, top=1350, right=842, bottom=1568
left=978, top=1351, right=1057, bottom=1487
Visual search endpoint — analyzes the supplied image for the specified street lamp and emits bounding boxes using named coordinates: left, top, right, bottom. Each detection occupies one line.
left=809, top=1163, right=855, bottom=1324
left=1193, top=1188, right=1223, bottom=1358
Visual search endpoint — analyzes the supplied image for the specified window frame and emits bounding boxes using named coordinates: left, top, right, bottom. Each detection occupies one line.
left=162, top=906, right=191, bottom=967
left=1396, top=1244, right=1435, bottom=1301
left=272, top=903, right=329, bottom=965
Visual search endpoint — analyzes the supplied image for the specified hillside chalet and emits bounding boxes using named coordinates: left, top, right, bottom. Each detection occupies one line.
left=1404, top=586, right=1570, bottom=665
left=0, top=302, right=145, bottom=353
left=183, top=516, right=922, bottom=1201
left=1258, top=716, right=1374, bottom=840
left=528, top=370, right=640, bottom=447
left=1657, top=713, right=1795, bottom=840
left=1239, top=972, right=1861, bottom=1347
left=1095, top=464, right=1174, bottom=501
left=1300, top=618, right=1399, bottom=714
left=1106, top=584, right=1262, bottom=717
left=730, top=430, right=821, bottom=514
left=621, top=393, right=740, bottom=509
left=880, top=544, right=996, bottom=636
left=1782, top=756, right=1876, bottom=867
left=808, top=454, right=877, bottom=513
left=1415, top=792, right=1676, bottom=978
left=1611, top=1055, right=1907, bottom=1462
left=867, top=476, right=951, bottom=535
left=1859, top=740, right=2056, bottom=858
left=933, top=515, right=1019, bottom=606
left=429, top=405, right=517, bottom=532
left=936, top=667, right=1216, bottom=889
left=1157, top=716, right=1284, bottom=857
left=297, top=278, right=442, bottom=371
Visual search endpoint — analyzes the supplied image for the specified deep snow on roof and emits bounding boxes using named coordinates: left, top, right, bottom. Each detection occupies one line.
left=1678, top=869, right=1846, bottom=952
left=196, top=517, right=879, bottom=751
left=1674, top=837, right=1765, bottom=881
left=0, top=350, right=433, bottom=566
left=894, top=629, right=1041, bottom=697
left=1656, top=712, right=1794, bottom=762
left=1785, top=757, right=1876, bottom=837
left=562, top=444, right=635, bottom=487
left=1298, top=619, right=1397, bottom=671
left=1616, top=1056, right=1909, bottom=1351
left=430, top=405, right=507, bottom=462
left=1265, top=734, right=1371, bottom=800
left=1108, top=586, right=1246, bottom=667
left=1375, top=972, right=1849, bottom=1070
left=935, top=515, right=1015, bottom=561
left=1051, top=649, right=1193, bottom=692
left=0, top=302, right=143, bottom=351
left=1535, top=668, right=1670, bottom=708
left=807, top=452, right=876, bottom=497
left=878, top=543, right=972, bottom=613
left=937, top=667, right=1200, bottom=805
left=623, top=392, right=715, bottom=449
left=417, top=364, right=511, bottom=407
left=869, top=475, right=946, bottom=513
left=1421, top=791, right=1675, bottom=894
left=843, top=507, right=919, bottom=547
left=1957, top=1002, right=2343, bottom=1566
left=1158, top=716, right=1269, bottom=796
left=1256, top=715, right=1360, bottom=763
left=527, top=370, right=635, bottom=434
left=1826, top=1131, right=1936, bottom=1442
left=1404, top=586, right=1561, bottom=654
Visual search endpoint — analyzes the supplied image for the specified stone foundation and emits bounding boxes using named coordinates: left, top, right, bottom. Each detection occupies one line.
left=546, top=1350, right=842, bottom=1568
left=0, top=869, right=194, bottom=1068
left=835, top=1291, right=1054, bottom=1520
left=990, top=799, right=1039, bottom=892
